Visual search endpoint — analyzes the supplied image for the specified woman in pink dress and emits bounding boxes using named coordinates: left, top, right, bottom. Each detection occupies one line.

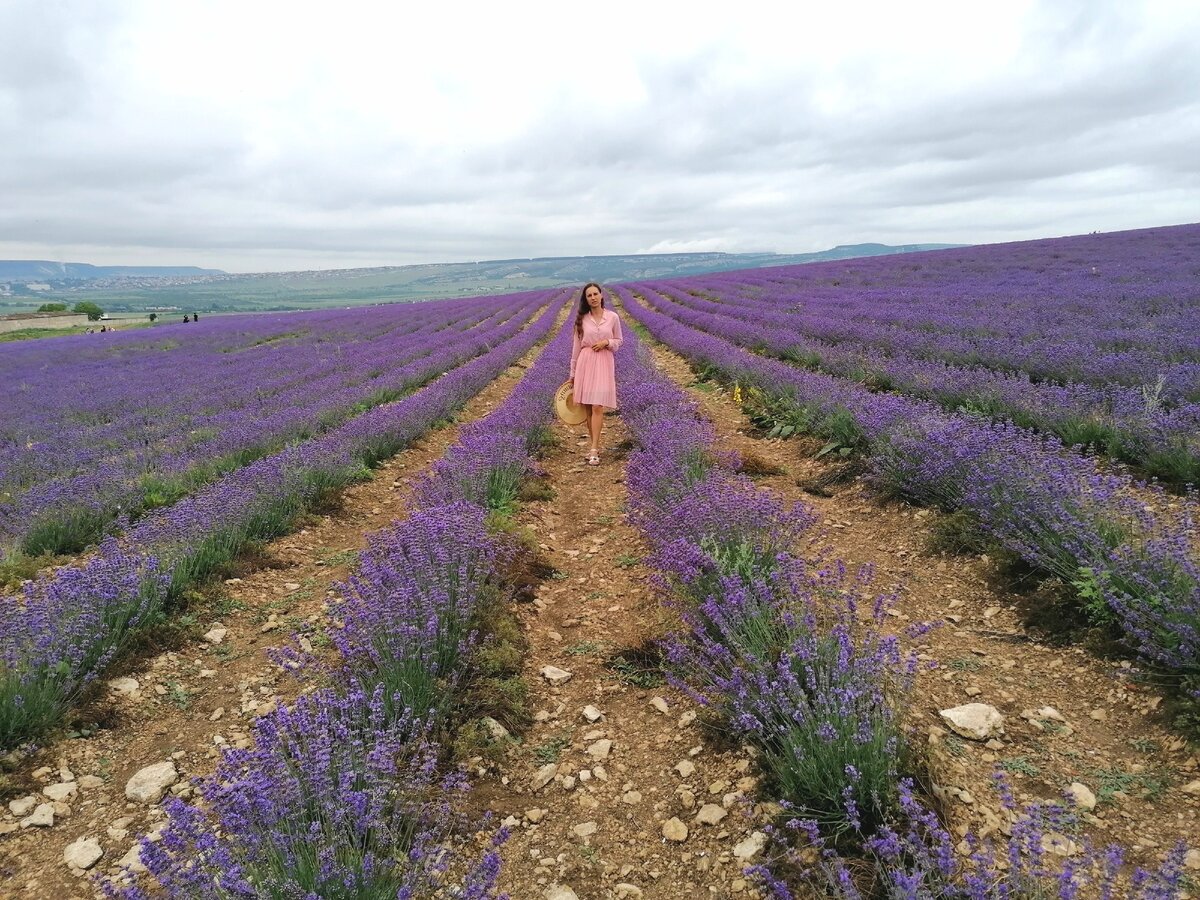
left=569, top=282, right=623, bottom=465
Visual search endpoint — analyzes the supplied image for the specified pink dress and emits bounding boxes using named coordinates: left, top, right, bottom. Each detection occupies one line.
left=570, top=309, right=623, bottom=409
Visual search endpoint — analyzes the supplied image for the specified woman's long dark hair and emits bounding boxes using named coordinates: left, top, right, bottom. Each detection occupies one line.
left=575, top=282, right=604, bottom=337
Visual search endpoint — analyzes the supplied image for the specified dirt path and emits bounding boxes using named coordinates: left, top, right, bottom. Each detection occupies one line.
left=0, top=348, right=544, bottom=899
left=641, top=339, right=1199, bottom=874
left=486, top=415, right=769, bottom=900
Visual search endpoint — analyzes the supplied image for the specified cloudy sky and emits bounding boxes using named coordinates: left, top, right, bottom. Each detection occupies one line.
left=2, top=0, right=1197, bottom=273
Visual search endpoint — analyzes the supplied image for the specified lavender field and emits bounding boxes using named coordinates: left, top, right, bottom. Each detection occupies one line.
left=2, top=226, right=1199, bottom=898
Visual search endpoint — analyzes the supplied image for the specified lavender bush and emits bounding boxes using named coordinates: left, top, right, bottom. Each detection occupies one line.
left=0, top=543, right=167, bottom=748
left=104, top=686, right=506, bottom=899
left=751, top=776, right=1188, bottom=899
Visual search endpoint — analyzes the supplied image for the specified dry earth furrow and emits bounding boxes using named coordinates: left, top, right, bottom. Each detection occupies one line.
left=486, top=415, right=770, bottom=900
left=0, top=348, right=544, bottom=899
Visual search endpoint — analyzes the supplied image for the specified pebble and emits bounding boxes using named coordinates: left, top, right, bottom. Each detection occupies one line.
left=43, top=782, right=77, bottom=801
left=586, top=739, right=613, bottom=760
left=79, top=775, right=104, bottom=789
left=615, top=885, right=644, bottom=898
left=674, top=760, right=695, bottom=778
left=939, top=704, right=1004, bottom=740
left=622, top=790, right=642, bottom=804
left=20, top=803, right=55, bottom=828
left=695, top=803, right=727, bottom=825
left=9, top=795, right=38, bottom=817
left=525, top=808, right=546, bottom=824
left=1181, top=780, right=1200, bottom=796
left=481, top=717, right=511, bottom=740
left=109, top=677, right=140, bottom=695
left=125, top=761, right=179, bottom=803
left=531, top=763, right=558, bottom=790
left=1066, top=782, right=1097, bottom=811
left=1090, top=708, right=1108, bottom=721
left=203, top=626, right=227, bottom=645
left=650, top=697, right=670, bottom=714
left=733, top=831, right=767, bottom=860
left=573, top=821, right=597, bottom=838
left=582, top=705, right=604, bottom=722
left=546, top=887, right=579, bottom=900
left=662, top=817, right=689, bottom=842
left=541, top=665, right=573, bottom=685
left=1185, top=849, right=1200, bottom=870
left=63, top=837, right=103, bottom=870
left=284, top=582, right=301, bottom=591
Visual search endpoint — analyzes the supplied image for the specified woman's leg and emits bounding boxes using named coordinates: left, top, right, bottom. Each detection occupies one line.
left=590, top=404, right=605, bottom=451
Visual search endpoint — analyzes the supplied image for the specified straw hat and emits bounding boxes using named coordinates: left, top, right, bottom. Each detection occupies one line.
left=553, top=380, right=587, bottom=425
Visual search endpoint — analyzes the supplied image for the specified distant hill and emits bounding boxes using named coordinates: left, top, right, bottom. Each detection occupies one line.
left=0, top=261, right=226, bottom=280
left=0, top=243, right=960, bottom=314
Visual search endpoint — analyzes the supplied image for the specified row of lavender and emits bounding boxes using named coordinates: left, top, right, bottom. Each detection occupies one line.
left=616, top=323, right=1186, bottom=896
left=1, top=294, right=567, bottom=752
left=2, top=292, right=551, bottom=558
left=641, top=282, right=1200, bottom=485
left=108, top=304, right=577, bottom=896
left=614, top=286, right=1200, bottom=689
left=665, top=224, right=1200, bottom=394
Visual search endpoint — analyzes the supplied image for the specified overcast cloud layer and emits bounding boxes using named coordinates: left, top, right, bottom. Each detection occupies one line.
left=2, top=0, right=1198, bottom=272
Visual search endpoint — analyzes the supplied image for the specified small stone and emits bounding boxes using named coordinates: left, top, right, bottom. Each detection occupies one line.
left=209, top=707, right=225, bottom=722
left=525, top=808, right=546, bottom=824
left=1090, top=708, right=1108, bottom=721
left=546, top=887, right=579, bottom=900
left=592, top=764, right=608, bottom=781
left=650, top=696, right=669, bottom=714
left=20, top=803, right=55, bottom=828
left=43, top=782, right=77, bottom=802
left=695, top=803, right=727, bottom=825
left=109, top=677, right=140, bottom=695
left=0, top=823, right=16, bottom=836
left=481, top=717, right=511, bottom=740
left=541, top=665, right=573, bottom=685
left=674, top=760, right=695, bottom=778
left=1066, top=782, right=1097, bottom=811
left=1041, top=832, right=1080, bottom=856
left=622, top=790, right=642, bottom=804
left=662, top=817, right=688, bottom=842
left=678, top=710, right=696, bottom=727
left=1181, top=780, right=1200, bottom=796
left=125, top=761, right=179, bottom=804
left=939, top=704, right=1004, bottom=741
left=203, top=626, right=227, bottom=645
left=573, top=821, right=597, bottom=838
left=1185, top=849, right=1200, bottom=870
left=63, top=837, right=103, bottom=870
left=502, top=815, right=520, bottom=828
left=9, top=795, right=38, bottom=817
left=284, top=582, right=301, bottom=591
left=119, top=843, right=147, bottom=874
left=586, top=739, right=612, bottom=760
left=985, top=739, right=1004, bottom=750
left=679, top=788, right=696, bottom=810
left=531, top=763, right=558, bottom=791
left=582, top=705, right=603, bottom=722
left=1037, top=706, right=1067, bottom=723
left=79, top=775, right=104, bottom=789
left=615, top=885, right=644, bottom=898
left=562, top=775, right=576, bottom=790
left=733, top=831, right=767, bottom=860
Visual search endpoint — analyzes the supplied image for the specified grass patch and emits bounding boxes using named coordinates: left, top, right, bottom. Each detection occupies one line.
left=534, top=734, right=572, bottom=764
left=606, top=643, right=665, bottom=688
left=999, top=756, right=1041, bottom=777
left=1091, top=765, right=1168, bottom=803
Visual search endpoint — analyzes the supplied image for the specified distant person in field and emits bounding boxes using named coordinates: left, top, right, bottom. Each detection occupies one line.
left=569, top=282, right=623, bottom=465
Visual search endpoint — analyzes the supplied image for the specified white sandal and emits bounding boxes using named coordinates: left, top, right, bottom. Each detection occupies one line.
left=587, top=450, right=600, bottom=466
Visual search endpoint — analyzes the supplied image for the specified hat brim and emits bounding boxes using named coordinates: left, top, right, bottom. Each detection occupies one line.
left=554, top=381, right=588, bottom=425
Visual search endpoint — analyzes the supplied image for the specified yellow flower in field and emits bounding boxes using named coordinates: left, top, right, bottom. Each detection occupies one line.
left=733, top=384, right=743, bottom=404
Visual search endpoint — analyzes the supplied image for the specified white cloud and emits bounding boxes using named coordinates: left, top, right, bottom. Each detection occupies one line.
left=0, top=0, right=1197, bottom=270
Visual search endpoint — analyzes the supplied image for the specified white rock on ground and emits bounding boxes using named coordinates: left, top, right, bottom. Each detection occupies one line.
left=9, top=795, right=38, bottom=817
left=1066, top=782, right=1097, bottom=811
left=662, top=817, right=689, bottom=841
left=43, top=782, right=77, bottom=801
left=481, top=717, right=511, bottom=740
left=939, top=704, right=1004, bottom=740
left=125, top=761, right=179, bottom=803
left=63, top=837, right=103, bottom=870
left=21, top=803, right=55, bottom=828
left=540, top=665, right=572, bottom=685
left=582, top=705, right=603, bottom=722
left=734, top=831, right=768, bottom=860
left=531, top=763, right=558, bottom=790
left=695, top=803, right=727, bottom=825
left=546, top=886, right=579, bottom=900
left=109, top=676, right=140, bottom=695
left=586, top=739, right=612, bottom=760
